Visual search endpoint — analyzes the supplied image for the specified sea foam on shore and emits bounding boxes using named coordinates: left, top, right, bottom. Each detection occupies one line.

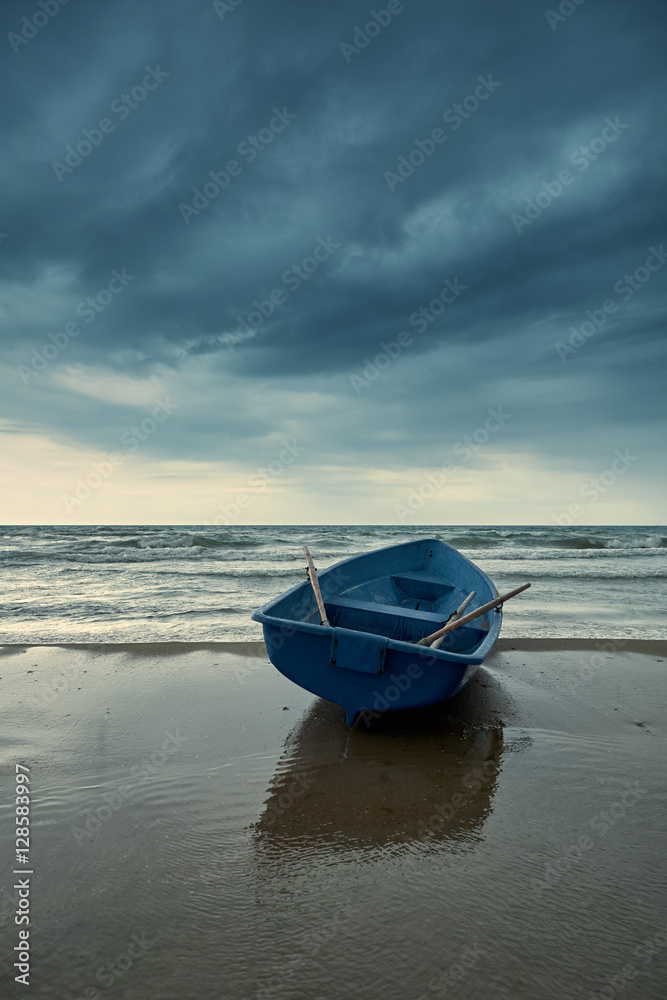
left=1, top=524, right=665, bottom=643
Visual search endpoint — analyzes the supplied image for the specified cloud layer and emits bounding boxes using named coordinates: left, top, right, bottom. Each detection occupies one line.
left=1, top=0, right=666, bottom=523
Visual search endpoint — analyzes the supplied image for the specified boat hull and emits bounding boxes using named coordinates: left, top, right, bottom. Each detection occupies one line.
left=252, top=537, right=502, bottom=725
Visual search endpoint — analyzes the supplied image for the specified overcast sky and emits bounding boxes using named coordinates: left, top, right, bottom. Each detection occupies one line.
left=1, top=0, right=665, bottom=525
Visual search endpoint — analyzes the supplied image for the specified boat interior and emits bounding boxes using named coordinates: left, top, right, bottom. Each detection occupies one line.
left=275, top=568, right=494, bottom=654
left=324, top=571, right=490, bottom=651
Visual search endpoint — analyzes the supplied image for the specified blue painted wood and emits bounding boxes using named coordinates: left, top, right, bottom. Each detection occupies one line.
left=252, top=537, right=503, bottom=726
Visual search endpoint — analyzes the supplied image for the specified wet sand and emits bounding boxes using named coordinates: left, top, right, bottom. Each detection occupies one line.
left=0, top=639, right=665, bottom=999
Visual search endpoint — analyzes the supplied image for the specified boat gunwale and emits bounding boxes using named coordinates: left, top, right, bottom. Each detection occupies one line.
left=251, top=537, right=502, bottom=664
left=252, top=610, right=495, bottom=664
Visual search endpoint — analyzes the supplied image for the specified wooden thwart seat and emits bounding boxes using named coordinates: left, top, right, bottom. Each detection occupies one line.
left=324, top=594, right=489, bottom=647
left=324, top=596, right=446, bottom=625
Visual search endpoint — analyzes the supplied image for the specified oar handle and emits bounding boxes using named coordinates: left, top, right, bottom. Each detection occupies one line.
left=417, top=583, right=530, bottom=646
left=431, top=591, right=476, bottom=649
left=452, top=590, right=476, bottom=620
left=303, top=546, right=330, bottom=626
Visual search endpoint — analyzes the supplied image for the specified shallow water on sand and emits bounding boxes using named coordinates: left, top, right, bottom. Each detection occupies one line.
left=0, top=642, right=665, bottom=999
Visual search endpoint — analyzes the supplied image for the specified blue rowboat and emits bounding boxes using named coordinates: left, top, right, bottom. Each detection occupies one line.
left=252, top=537, right=504, bottom=726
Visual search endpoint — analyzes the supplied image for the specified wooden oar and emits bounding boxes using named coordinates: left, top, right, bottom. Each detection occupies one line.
left=431, top=590, right=476, bottom=650
left=416, top=583, right=530, bottom=646
left=303, top=546, right=330, bottom=626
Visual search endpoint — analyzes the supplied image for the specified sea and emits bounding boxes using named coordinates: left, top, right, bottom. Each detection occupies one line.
left=1, top=524, right=665, bottom=643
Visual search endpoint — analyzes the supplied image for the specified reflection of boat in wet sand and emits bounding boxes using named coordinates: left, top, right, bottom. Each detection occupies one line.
left=252, top=689, right=505, bottom=854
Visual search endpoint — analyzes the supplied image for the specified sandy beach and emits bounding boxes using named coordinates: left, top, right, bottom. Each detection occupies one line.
left=0, top=638, right=665, bottom=999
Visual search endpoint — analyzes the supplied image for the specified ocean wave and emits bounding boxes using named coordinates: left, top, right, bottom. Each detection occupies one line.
left=559, top=534, right=667, bottom=550
left=0, top=535, right=271, bottom=565
left=450, top=533, right=666, bottom=551
left=146, top=607, right=244, bottom=619
left=120, top=533, right=263, bottom=550
left=552, top=536, right=607, bottom=549
left=469, top=545, right=667, bottom=561
left=605, top=535, right=666, bottom=549
left=203, top=567, right=305, bottom=578
left=495, top=569, right=667, bottom=580
left=2, top=524, right=667, bottom=642
left=49, top=551, right=307, bottom=568
left=446, top=534, right=500, bottom=548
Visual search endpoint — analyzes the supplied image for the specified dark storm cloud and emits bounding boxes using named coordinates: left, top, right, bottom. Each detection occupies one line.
left=1, top=0, right=666, bottom=477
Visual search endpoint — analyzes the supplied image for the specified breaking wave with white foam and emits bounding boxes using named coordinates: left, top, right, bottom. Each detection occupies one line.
left=1, top=525, right=665, bottom=642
